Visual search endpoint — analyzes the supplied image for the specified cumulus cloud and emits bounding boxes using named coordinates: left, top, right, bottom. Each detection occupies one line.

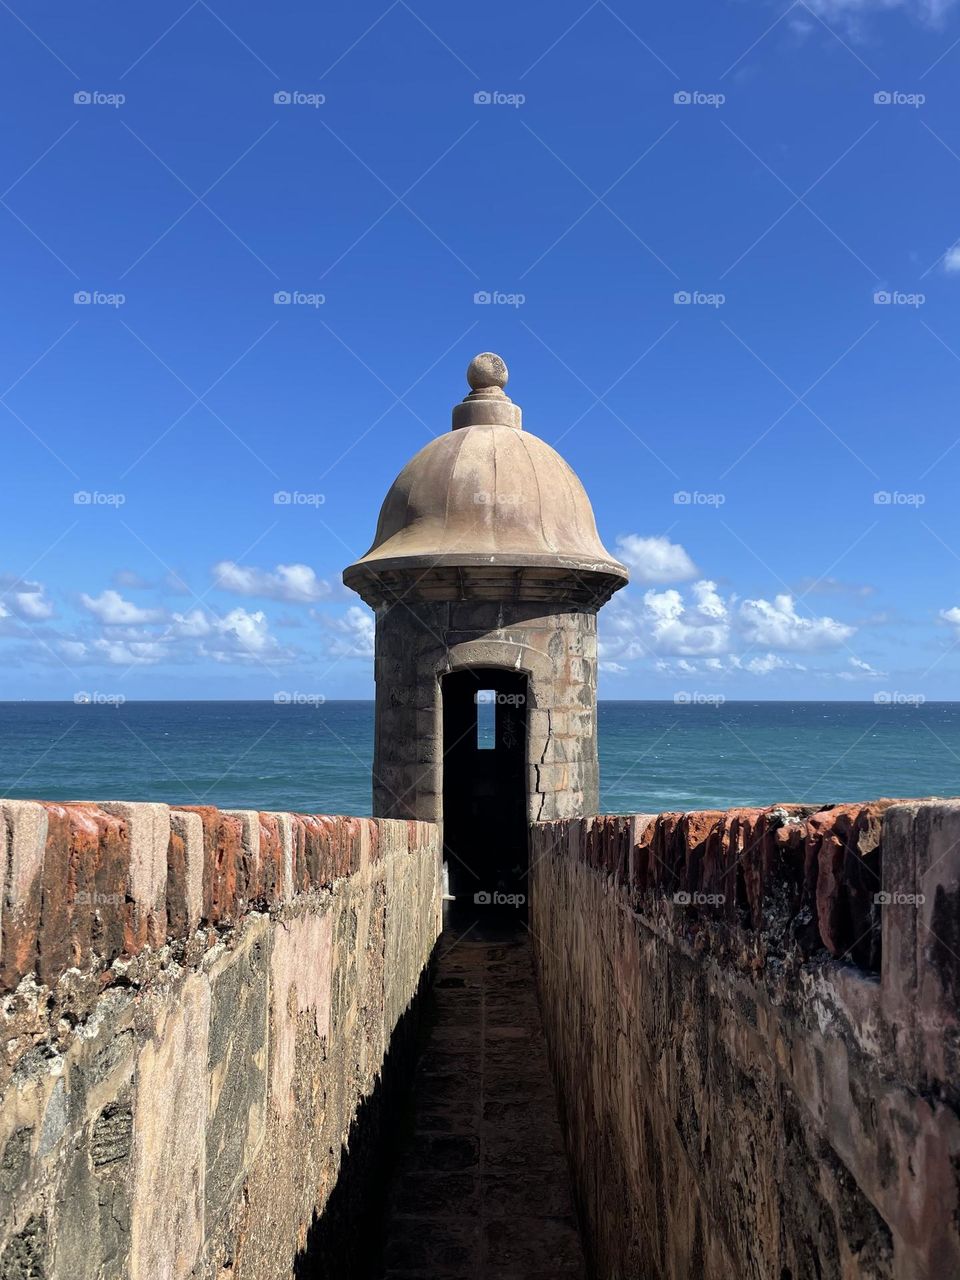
left=80, top=590, right=164, bottom=625
left=173, top=605, right=294, bottom=663
left=940, top=605, right=960, bottom=630
left=326, top=606, right=376, bottom=658
left=800, top=0, right=955, bottom=29
left=739, top=593, right=854, bottom=651
left=614, top=535, right=698, bottom=585
left=213, top=561, right=329, bottom=604
left=944, top=245, right=960, bottom=274
left=601, top=575, right=859, bottom=678
left=0, top=576, right=54, bottom=621
left=93, top=637, right=167, bottom=666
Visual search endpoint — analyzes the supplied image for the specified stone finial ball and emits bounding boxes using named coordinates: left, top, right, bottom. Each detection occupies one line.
left=467, top=352, right=508, bottom=392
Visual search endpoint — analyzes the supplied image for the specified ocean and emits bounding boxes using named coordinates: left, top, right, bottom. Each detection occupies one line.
left=0, top=701, right=955, bottom=815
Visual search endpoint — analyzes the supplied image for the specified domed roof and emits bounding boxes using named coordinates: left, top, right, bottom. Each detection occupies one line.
left=343, top=354, right=628, bottom=603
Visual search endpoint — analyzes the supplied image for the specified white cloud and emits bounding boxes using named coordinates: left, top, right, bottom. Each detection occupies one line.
left=742, top=653, right=804, bottom=676
left=93, top=637, right=166, bottom=665
left=213, top=561, right=329, bottom=604
left=80, top=590, right=163, bottom=625
left=940, top=605, right=960, bottom=630
left=642, top=580, right=731, bottom=655
left=944, top=245, right=960, bottom=274
left=739, top=593, right=854, bottom=651
left=171, top=608, right=213, bottom=638
left=0, top=576, right=54, bottom=621
left=196, top=608, right=294, bottom=665
left=837, top=656, right=886, bottom=680
left=326, top=606, right=375, bottom=658
left=14, top=590, right=54, bottom=620
left=614, top=535, right=699, bottom=585
left=800, top=0, right=955, bottom=28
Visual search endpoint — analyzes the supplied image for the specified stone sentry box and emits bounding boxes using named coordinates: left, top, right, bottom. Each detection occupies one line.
left=344, top=353, right=627, bottom=900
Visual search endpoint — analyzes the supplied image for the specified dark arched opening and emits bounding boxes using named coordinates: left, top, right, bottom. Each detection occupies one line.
left=441, top=666, right=529, bottom=924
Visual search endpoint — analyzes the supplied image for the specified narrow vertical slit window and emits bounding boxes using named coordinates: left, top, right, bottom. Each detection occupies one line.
left=476, top=690, right=496, bottom=749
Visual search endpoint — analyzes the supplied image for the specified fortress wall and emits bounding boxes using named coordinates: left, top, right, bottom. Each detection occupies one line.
left=0, top=799, right=442, bottom=1280
left=530, top=801, right=960, bottom=1280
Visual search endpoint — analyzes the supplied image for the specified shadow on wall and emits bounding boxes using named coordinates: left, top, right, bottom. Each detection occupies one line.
left=293, top=952, right=435, bottom=1279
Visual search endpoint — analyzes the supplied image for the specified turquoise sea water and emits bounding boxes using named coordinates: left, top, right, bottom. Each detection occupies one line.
left=0, top=701, right=956, bottom=815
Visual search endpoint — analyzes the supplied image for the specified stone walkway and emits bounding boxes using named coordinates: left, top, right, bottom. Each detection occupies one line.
left=379, top=928, right=586, bottom=1279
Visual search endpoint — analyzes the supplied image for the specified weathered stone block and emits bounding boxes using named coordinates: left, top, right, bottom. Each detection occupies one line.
left=130, top=971, right=209, bottom=1280
left=205, top=930, right=268, bottom=1228
left=0, top=799, right=47, bottom=990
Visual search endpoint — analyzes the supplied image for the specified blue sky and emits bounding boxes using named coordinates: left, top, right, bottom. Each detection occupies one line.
left=2, top=0, right=960, bottom=700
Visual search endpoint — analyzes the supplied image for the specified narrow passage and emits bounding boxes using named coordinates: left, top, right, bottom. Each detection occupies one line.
left=379, top=929, right=586, bottom=1279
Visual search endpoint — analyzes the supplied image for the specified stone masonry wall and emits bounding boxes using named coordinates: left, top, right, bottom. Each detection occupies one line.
left=373, top=599, right=599, bottom=823
left=530, top=801, right=960, bottom=1280
left=0, top=799, right=441, bottom=1279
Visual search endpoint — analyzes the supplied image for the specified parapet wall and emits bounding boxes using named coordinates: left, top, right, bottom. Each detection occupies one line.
left=0, top=799, right=442, bottom=1279
left=530, top=801, right=960, bottom=1280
